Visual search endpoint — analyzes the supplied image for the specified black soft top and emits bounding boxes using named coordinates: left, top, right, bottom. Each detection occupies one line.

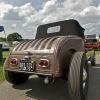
left=35, top=19, right=85, bottom=39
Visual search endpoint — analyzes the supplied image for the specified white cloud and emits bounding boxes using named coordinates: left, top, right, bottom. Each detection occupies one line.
left=0, top=2, right=13, bottom=19
left=0, top=0, right=100, bottom=39
left=3, top=8, right=23, bottom=20
left=12, top=24, right=17, bottom=27
left=10, top=24, right=17, bottom=29
left=22, top=0, right=94, bottom=27
left=18, top=3, right=35, bottom=17
left=82, top=20, right=100, bottom=35
left=78, top=5, right=100, bottom=19
left=1, top=3, right=35, bottom=21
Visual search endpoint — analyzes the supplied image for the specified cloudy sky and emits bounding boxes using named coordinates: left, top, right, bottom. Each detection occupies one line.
left=0, top=0, right=100, bottom=39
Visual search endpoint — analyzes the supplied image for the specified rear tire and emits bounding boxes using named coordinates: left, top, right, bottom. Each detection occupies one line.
left=98, top=46, right=100, bottom=51
left=4, top=71, right=29, bottom=85
left=90, top=50, right=95, bottom=66
left=68, top=52, right=88, bottom=100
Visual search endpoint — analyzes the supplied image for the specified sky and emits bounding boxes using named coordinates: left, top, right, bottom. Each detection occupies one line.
left=0, top=0, right=100, bottom=39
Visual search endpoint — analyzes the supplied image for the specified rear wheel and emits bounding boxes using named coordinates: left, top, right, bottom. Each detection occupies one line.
left=4, top=71, right=29, bottom=85
left=90, top=50, right=95, bottom=66
left=68, top=52, right=88, bottom=100
left=98, top=46, right=100, bottom=51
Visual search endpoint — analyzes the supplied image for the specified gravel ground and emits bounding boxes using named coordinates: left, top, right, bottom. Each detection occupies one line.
left=0, top=54, right=100, bottom=100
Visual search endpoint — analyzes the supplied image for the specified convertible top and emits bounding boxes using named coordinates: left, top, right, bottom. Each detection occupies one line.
left=35, top=19, right=85, bottom=39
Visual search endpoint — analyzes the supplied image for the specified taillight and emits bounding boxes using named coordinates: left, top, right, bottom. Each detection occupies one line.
left=10, top=58, right=18, bottom=65
left=39, top=59, right=49, bottom=67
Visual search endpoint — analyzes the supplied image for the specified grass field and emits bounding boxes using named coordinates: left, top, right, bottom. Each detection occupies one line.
left=86, top=50, right=100, bottom=56
left=0, top=50, right=100, bottom=82
left=0, top=51, right=10, bottom=82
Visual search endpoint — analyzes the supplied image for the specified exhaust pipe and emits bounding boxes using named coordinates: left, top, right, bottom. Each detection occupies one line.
left=44, top=77, right=55, bottom=84
left=44, top=77, right=49, bottom=84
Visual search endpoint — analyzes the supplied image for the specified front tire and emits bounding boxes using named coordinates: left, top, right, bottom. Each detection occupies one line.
left=4, top=71, right=29, bottom=85
left=68, top=52, right=88, bottom=100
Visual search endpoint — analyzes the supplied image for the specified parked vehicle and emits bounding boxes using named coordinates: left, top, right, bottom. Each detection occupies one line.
left=4, top=19, right=92, bottom=100
left=85, top=38, right=100, bottom=51
left=0, top=42, right=9, bottom=51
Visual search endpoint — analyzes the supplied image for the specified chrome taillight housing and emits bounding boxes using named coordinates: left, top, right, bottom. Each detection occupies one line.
left=10, top=58, right=18, bottom=65
left=38, top=59, right=49, bottom=67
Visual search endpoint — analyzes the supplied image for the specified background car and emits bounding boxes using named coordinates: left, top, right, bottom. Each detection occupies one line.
left=85, top=38, right=100, bottom=51
left=0, top=42, right=10, bottom=51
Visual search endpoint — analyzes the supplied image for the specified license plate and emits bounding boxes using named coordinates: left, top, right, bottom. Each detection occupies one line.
left=19, top=60, right=34, bottom=71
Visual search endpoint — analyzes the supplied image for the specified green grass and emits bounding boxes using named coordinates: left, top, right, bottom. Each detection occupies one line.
left=86, top=50, right=100, bottom=57
left=0, top=51, right=10, bottom=82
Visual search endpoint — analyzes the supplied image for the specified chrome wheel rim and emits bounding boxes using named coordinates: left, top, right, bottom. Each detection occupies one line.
left=83, top=68, right=87, bottom=89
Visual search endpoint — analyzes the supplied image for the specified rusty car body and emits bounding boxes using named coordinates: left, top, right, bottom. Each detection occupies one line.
left=4, top=19, right=89, bottom=100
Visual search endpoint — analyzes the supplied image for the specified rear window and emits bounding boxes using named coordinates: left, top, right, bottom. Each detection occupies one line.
left=47, top=26, right=61, bottom=34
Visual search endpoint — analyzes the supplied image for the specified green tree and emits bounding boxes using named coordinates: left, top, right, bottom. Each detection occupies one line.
left=0, top=37, right=6, bottom=41
left=7, top=32, right=22, bottom=41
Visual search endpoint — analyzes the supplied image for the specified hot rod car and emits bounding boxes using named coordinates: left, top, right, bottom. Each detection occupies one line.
left=4, top=19, right=90, bottom=100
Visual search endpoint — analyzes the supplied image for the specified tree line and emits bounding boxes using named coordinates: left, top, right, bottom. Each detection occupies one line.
left=0, top=32, right=30, bottom=42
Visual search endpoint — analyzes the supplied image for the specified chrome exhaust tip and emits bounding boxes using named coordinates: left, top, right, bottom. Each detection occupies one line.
left=44, top=77, right=49, bottom=84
